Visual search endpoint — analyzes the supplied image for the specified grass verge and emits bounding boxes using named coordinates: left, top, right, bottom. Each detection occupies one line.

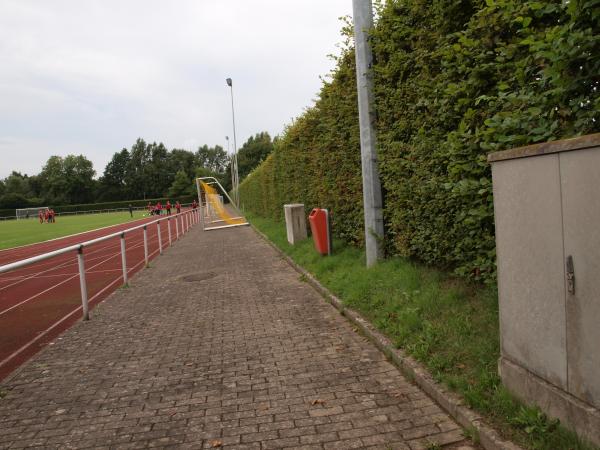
left=248, top=213, right=597, bottom=450
left=0, top=211, right=148, bottom=250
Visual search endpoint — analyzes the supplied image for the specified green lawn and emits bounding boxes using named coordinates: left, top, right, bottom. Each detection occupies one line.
left=248, top=213, right=597, bottom=450
left=0, top=211, right=148, bottom=250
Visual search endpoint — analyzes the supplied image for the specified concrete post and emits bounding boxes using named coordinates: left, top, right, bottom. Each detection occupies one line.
left=353, top=0, right=384, bottom=267
left=284, top=204, right=308, bottom=244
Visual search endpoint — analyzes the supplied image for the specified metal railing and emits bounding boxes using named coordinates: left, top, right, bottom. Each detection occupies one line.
left=0, top=208, right=200, bottom=320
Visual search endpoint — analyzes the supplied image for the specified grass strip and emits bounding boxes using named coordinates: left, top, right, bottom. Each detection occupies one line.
left=248, top=213, right=597, bottom=450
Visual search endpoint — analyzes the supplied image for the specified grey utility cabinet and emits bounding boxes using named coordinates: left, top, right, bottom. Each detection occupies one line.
left=489, top=134, right=600, bottom=446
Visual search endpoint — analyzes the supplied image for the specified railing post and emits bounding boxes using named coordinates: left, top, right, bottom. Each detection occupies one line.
left=200, top=203, right=205, bottom=231
left=180, top=215, right=184, bottom=234
left=175, top=214, right=180, bottom=239
left=157, top=221, right=163, bottom=254
left=77, top=246, right=89, bottom=320
left=167, top=217, right=172, bottom=246
left=120, top=233, right=128, bottom=286
left=143, top=226, right=149, bottom=267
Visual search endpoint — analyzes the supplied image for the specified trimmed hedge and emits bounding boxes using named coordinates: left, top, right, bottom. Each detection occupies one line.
left=240, top=0, right=599, bottom=281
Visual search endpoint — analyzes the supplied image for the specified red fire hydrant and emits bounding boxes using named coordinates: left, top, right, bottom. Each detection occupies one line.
left=308, top=208, right=331, bottom=256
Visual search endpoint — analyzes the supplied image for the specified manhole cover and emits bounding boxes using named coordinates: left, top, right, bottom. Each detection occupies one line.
left=182, top=272, right=217, bottom=282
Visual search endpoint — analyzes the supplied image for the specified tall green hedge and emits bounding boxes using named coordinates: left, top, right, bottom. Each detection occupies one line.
left=240, top=0, right=599, bottom=281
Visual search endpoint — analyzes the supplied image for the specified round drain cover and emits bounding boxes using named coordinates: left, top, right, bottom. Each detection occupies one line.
left=182, top=272, right=217, bottom=282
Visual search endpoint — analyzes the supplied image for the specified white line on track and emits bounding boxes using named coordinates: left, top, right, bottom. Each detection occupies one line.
left=0, top=237, right=152, bottom=316
left=0, top=246, right=162, bottom=371
left=0, top=267, right=125, bottom=281
left=0, top=229, right=143, bottom=281
left=0, top=230, right=159, bottom=292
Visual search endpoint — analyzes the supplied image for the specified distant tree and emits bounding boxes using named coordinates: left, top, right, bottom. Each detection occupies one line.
left=168, top=170, right=194, bottom=198
left=63, top=155, right=96, bottom=204
left=39, top=156, right=68, bottom=203
left=234, top=132, right=273, bottom=181
left=27, top=175, right=43, bottom=199
left=0, top=192, right=31, bottom=209
left=126, top=138, right=151, bottom=199
left=1, top=172, right=44, bottom=206
left=145, top=142, right=172, bottom=197
left=3, top=171, right=32, bottom=197
left=99, top=149, right=130, bottom=201
left=168, top=149, right=196, bottom=180
left=38, top=155, right=95, bottom=204
left=195, top=145, right=228, bottom=174
left=0, top=134, right=271, bottom=206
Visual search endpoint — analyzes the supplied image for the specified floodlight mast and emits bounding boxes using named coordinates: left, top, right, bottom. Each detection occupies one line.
left=226, top=135, right=235, bottom=207
left=226, top=78, right=240, bottom=207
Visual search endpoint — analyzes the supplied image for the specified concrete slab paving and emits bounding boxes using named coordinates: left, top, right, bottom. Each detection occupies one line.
left=0, top=225, right=475, bottom=449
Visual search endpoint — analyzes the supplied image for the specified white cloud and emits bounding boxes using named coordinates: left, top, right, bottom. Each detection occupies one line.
left=0, top=0, right=352, bottom=178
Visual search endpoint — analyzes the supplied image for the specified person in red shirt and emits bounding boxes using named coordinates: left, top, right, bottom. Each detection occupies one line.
left=38, top=209, right=44, bottom=224
left=166, top=200, right=172, bottom=215
left=192, top=199, right=198, bottom=210
left=44, top=209, right=49, bottom=223
left=175, top=201, right=181, bottom=214
left=155, top=201, right=162, bottom=216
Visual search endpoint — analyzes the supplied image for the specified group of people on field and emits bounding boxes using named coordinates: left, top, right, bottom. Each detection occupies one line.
left=38, top=209, right=56, bottom=223
left=146, top=200, right=197, bottom=216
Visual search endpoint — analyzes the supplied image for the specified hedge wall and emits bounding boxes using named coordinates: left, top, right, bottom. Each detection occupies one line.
left=240, top=0, right=599, bottom=281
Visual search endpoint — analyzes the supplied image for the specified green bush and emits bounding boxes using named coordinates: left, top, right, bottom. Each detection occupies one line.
left=240, top=0, right=599, bottom=281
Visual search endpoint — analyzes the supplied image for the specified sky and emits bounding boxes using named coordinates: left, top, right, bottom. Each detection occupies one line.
left=0, top=0, right=353, bottom=179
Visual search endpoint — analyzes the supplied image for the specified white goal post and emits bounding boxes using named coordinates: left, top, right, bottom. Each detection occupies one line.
left=195, top=177, right=248, bottom=231
left=16, top=207, right=49, bottom=220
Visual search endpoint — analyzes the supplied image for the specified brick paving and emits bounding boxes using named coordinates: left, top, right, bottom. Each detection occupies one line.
left=0, top=225, right=476, bottom=449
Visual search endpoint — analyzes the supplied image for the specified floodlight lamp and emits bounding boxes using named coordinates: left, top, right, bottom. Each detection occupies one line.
left=226, top=78, right=232, bottom=87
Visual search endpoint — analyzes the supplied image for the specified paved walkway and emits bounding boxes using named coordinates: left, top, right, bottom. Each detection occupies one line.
left=0, top=225, right=475, bottom=449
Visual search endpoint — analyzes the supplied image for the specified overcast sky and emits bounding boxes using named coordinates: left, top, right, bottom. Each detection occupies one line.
left=0, top=0, right=353, bottom=179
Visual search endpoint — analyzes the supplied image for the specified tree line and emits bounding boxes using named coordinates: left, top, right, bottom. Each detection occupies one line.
left=0, top=133, right=274, bottom=210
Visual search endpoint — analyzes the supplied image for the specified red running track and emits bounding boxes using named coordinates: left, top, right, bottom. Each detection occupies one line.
left=0, top=210, right=197, bottom=381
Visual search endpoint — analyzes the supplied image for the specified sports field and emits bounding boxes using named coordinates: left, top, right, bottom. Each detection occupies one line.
left=0, top=210, right=147, bottom=250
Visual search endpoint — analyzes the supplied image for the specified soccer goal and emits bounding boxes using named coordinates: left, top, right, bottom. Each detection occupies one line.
left=195, top=177, right=248, bottom=231
left=16, top=207, right=49, bottom=220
